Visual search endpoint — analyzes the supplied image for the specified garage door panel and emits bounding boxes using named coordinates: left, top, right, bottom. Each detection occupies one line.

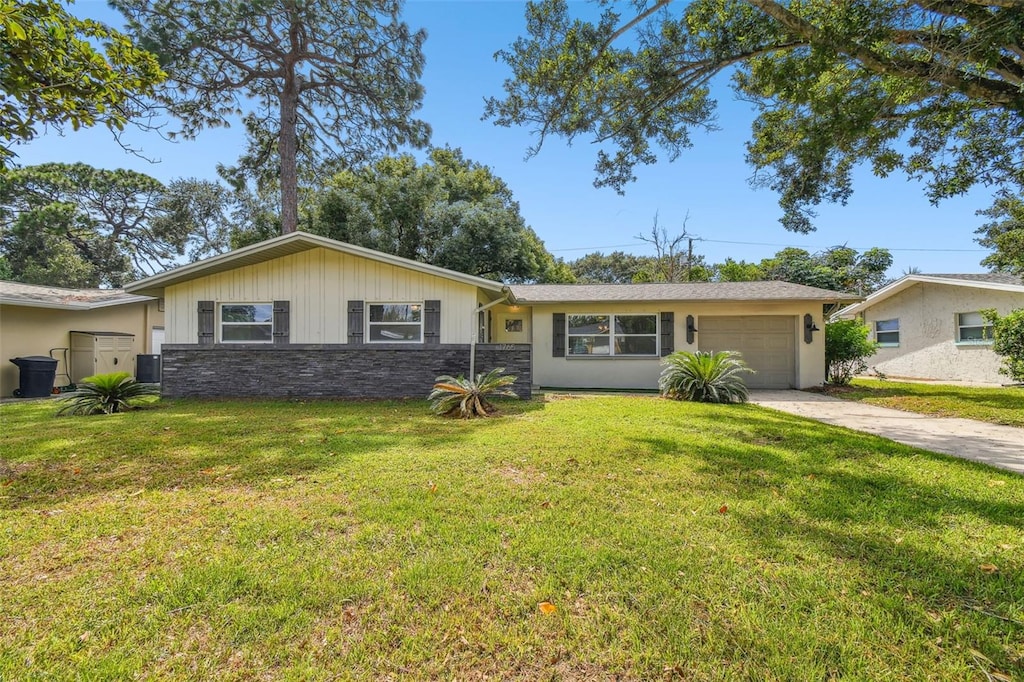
left=698, top=316, right=796, bottom=389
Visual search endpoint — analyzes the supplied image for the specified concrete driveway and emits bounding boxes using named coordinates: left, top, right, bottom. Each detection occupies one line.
left=750, top=390, right=1024, bottom=475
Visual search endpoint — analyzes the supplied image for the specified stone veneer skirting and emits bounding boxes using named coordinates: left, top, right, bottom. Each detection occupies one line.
left=159, top=343, right=532, bottom=399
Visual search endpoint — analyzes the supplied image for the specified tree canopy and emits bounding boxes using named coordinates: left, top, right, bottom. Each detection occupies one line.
left=0, top=162, right=225, bottom=287
left=486, top=0, right=1024, bottom=250
left=0, top=0, right=164, bottom=166
left=112, top=0, right=431, bottom=235
left=312, top=147, right=573, bottom=283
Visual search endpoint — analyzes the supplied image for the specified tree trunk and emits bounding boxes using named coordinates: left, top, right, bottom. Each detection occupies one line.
left=279, top=76, right=299, bottom=235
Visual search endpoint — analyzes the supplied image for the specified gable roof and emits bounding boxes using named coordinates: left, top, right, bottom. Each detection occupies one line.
left=0, top=280, right=154, bottom=310
left=508, top=281, right=856, bottom=304
left=837, top=273, right=1024, bottom=317
left=124, top=231, right=507, bottom=297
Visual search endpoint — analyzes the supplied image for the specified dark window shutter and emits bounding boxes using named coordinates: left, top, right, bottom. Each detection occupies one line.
left=347, top=300, right=364, bottom=345
left=198, top=300, right=215, bottom=345
left=273, top=301, right=290, bottom=344
left=660, top=312, right=674, bottom=356
left=424, top=300, right=441, bottom=345
left=552, top=313, right=566, bottom=357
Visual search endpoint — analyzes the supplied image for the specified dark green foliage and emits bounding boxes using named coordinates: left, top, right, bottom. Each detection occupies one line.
left=982, top=309, right=1024, bottom=384
left=315, top=148, right=572, bottom=283
left=825, top=320, right=878, bottom=385
left=759, top=246, right=893, bottom=294
left=976, top=191, right=1024, bottom=277
left=659, top=350, right=754, bottom=403
left=56, top=372, right=159, bottom=416
left=0, top=0, right=164, bottom=166
left=486, top=0, right=1024, bottom=244
left=428, top=368, right=519, bottom=418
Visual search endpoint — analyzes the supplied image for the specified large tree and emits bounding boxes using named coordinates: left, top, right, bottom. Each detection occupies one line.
left=486, top=0, right=1024, bottom=242
left=0, top=0, right=164, bottom=166
left=758, top=245, right=893, bottom=293
left=0, top=162, right=218, bottom=286
left=112, top=0, right=431, bottom=235
left=314, top=147, right=573, bottom=283
left=976, top=190, right=1024, bottom=276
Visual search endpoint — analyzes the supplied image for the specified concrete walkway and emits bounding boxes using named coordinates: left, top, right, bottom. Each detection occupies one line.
left=750, top=390, right=1024, bottom=475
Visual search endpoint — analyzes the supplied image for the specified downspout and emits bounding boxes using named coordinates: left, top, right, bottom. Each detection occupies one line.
left=469, top=293, right=509, bottom=379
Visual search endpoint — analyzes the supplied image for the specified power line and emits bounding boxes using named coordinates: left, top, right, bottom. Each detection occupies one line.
left=548, top=237, right=988, bottom=254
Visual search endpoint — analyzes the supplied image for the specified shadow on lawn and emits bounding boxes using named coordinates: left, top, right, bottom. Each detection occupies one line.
left=0, top=397, right=545, bottom=509
left=630, top=408, right=1024, bottom=671
left=848, top=382, right=1024, bottom=412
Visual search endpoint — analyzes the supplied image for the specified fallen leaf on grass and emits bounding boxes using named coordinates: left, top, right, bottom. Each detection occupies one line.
left=127, top=489, right=145, bottom=497
left=540, top=501, right=552, bottom=509
left=718, top=504, right=728, bottom=514
left=979, top=563, right=999, bottom=574
left=428, top=481, right=438, bottom=494
left=538, top=601, right=557, bottom=615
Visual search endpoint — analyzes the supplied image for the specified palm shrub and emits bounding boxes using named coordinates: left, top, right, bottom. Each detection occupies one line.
left=428, top=367, right=518, bottom=418
left=56, top=372, right=160, bottom=416
left=659, top=350, right=754, bottom=403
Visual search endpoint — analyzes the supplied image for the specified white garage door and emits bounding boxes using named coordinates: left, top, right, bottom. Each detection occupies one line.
left=698, top=316, right=796, bottom=389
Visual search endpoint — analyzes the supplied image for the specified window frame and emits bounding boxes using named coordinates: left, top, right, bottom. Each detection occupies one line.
left=874, top=318, right=900, bottom=347
left=367, top=302, right=424, bottom=344
left=219, top=302, right=274, bottom=344
left=566, top=313, right=659, bottom=357
left=956, top=311, right=994, bottom=344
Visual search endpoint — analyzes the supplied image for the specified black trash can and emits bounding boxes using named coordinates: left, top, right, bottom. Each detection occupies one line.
left=136, top=354, right=161, bottom=383
left=9, top=356, right=58, bottom=398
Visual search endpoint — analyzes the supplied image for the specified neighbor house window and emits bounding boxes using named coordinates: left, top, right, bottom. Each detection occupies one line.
left=875, top=318, right=900, bottom=346
left=956, top=311, right=993, bottom=343
left=567, top=314, right=658, bottom=356
left=220, top=303, right=273, bottom=343
left=368, top=303, right=422, bottom=342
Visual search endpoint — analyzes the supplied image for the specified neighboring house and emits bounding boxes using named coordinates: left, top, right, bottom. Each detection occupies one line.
left=836, top=273, right=1024, bottom=384
left=0, top=281, right=163, bottom=396
left=124, top=231, right=853, bottom=398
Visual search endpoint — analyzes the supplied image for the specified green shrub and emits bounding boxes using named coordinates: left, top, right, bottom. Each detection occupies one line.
left=428, top=367, right=519, bottom=418
left=658, top=350, right=754, bottom=403
left=982, top=308, right=1024, bottom=384
left=56, top=372, right=159, bottom=416
left=825, top=320, right=878, bottom=385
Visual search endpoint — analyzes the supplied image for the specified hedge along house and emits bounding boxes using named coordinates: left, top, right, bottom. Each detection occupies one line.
left=0, top=280, right=163, bottom=396
left=124, top=231, right=854, bottom=398
left=124, top=231, right=532, bottom=399
left=506, top=282, right=851, bottom=390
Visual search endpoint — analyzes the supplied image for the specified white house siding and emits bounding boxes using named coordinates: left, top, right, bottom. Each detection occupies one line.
left=530, top=301, right=827, bottom=390
left=164, top=247, right=482, bottom=345
left=860, top=282, right=1024, bottom=384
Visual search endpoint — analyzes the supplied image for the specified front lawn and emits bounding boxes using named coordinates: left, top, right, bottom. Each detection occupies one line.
left=2, top=396, right=1022, bottom=679
left=831, top=379, right=1024, bottom=427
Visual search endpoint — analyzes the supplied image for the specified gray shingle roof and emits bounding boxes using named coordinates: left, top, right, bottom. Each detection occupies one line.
left=508, top=281, right=856, bottom=303
left=920, top=273, right=1024, bottom=286
left=0, top=280, right=152, bottom=309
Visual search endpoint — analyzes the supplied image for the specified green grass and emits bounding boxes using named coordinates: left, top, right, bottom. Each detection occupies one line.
left=836, top=379, right=1024, bottom=427
left=2, top=395, right=1023, bottom=680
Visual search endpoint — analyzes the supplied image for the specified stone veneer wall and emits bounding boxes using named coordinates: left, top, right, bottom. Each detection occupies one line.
left=159, top=343, right=532, bottom=399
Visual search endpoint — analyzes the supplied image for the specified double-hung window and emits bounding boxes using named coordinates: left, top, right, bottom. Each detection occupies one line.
left=220, top=303, right=273, bottom=343
left=368, top=303, right=422, bottom=342
left=956, top=311, right=993, bottom=343
left=567, top=314, right=658, bottom=356
left=874, top=318, right=899, bottom=346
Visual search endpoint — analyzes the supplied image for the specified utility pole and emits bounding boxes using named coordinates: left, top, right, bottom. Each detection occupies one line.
left=686, top=237, right=694, bottom=282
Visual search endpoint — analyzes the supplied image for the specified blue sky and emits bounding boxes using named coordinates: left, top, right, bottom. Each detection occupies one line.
left=17, top=0, right=995, bottom=276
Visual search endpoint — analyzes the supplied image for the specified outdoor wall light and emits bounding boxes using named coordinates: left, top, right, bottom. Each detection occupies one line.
left=686, top=315, right=698, bottom=345
left=804, top=314, right=820, bottom=344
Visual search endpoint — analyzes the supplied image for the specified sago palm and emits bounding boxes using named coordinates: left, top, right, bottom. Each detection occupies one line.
left=428, top=367, right=518, bottom=418
left=659, top=350, right=754, bottom=404
left=57, top=372, right=160, bottom=416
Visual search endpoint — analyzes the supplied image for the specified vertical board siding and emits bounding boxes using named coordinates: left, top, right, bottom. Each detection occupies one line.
left=165, top=248, right=482, bottom=344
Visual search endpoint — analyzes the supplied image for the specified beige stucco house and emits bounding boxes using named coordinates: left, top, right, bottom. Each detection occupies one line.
left=123, top=231, right=852, bottom=398
left=837, top=273, right=1024, bottom=384
left=0, top=281, right=163, bottom=396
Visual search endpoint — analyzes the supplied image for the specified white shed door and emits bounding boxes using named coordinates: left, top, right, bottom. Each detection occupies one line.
left=698, top=316, right=796, bottom=389
left=152, top=327, right=165, bottom=355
